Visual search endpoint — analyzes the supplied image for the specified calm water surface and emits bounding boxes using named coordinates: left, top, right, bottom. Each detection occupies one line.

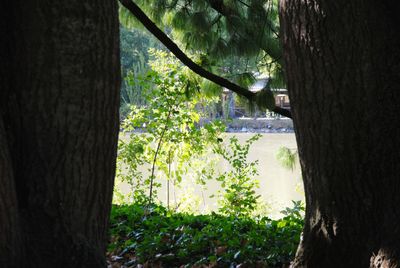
left=116, top=133, right=304, bottom=217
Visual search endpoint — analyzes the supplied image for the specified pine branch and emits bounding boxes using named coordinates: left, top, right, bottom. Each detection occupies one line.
left=118, top=0, right=292, bottom=119
left=208, top=0, right=281, bottom=61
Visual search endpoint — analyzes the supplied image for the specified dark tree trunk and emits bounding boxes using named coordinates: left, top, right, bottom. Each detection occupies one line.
left=0, top=0, right=120, bottom=267
left=279, top=1, right=400, bottom=267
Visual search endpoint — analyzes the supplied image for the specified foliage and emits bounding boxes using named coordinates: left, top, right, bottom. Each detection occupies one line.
left=276, top=146, right=298, bottom=171
left=108, top=202, right=304, bottom=268
left=280, top=200, right=304, bottom=219
left=213, top=134, right=262, bottom=217
left=119, top=0, right=286, bottom=91
left=117, top=50, right=225, bottom=205
left=119, top=25, right=167, bottom=118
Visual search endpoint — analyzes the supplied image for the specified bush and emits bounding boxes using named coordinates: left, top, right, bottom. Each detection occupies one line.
left=108, top=202, right=303, bottom=267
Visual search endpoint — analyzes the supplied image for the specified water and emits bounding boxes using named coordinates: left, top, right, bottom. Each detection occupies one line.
left=116, top=133, right=304, bottom=217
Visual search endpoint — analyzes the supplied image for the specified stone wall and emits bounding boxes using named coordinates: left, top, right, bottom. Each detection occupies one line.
left=200, top=118, right=294, bottom=133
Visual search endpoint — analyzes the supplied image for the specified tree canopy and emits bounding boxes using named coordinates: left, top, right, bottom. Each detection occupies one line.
left=119, top=0, right=291, bottom=118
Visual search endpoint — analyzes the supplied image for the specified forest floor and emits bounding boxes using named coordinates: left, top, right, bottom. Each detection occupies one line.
left=107, top=203, right=303, bottom=268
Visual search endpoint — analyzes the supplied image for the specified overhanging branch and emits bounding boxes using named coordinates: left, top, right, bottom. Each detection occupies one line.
left=118, top=0, right=292, bottom=119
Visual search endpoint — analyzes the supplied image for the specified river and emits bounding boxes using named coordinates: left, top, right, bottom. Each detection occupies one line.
left=115, top=133, right=304, bottom=218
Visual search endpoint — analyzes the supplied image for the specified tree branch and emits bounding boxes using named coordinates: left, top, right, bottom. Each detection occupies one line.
left=118, top=0, right=292, bottom=119
left=271, top=106, right=292, bottom=118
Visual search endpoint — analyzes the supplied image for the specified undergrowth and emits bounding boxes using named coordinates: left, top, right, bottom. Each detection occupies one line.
left=108, top=201, right=303, bottom=268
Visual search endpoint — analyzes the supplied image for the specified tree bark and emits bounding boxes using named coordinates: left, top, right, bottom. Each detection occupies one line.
left=279, top=0, right=400, bottom=267
left=0, top=0, right=120, bottom=267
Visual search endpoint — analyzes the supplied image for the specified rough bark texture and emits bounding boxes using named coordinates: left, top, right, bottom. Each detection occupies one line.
left=279, top=0, right=400, bottom=267
left=0, top=0, right=120, bottom=267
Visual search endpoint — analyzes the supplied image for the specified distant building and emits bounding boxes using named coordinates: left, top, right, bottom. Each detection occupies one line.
left=222, top=78, right=290, bottom=118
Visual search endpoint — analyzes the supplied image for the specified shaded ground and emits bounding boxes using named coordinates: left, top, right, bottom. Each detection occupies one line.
left=107, top=203, right=303, bottom=268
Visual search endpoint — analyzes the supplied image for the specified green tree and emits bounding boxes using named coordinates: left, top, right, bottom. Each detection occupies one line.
left=119, top=26, right=165, bottom=118
left=117, top=50, right=224, bottom=207
left=119, top=0, right=292, bottom=118
left=214, top=134, right=262, bottom=217
left=120, top=0, right=283, bottom=84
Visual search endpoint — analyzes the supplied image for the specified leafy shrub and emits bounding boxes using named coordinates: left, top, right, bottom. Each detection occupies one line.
left=108, top=202, right=303, bottom=267
left=116, top=50, right=224, bottom=206
left=213, top=134, right=262, bottom=217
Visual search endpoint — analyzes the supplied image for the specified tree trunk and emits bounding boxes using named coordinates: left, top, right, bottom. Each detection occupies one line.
left=0, top=0, right=120, bottom=267
left=279, top=1, right=400, bottom=267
